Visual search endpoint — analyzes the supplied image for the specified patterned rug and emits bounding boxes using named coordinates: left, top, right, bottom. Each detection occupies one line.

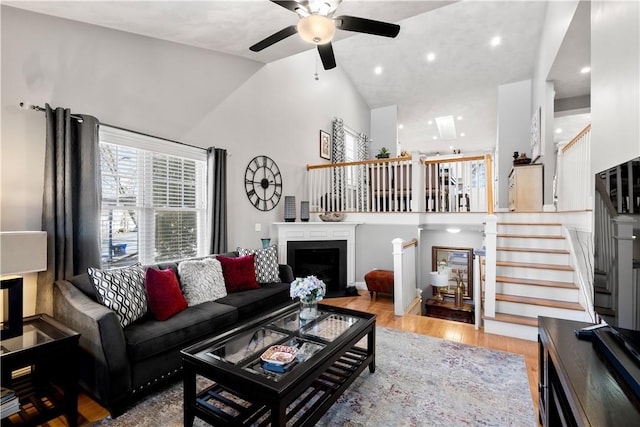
left=98, top=327, right=536, bottom=426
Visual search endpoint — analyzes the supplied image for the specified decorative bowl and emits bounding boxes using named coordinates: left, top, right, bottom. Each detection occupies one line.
left=260, top=345, right=298, bottom=365
left=319, top=212, right=345, bottom=222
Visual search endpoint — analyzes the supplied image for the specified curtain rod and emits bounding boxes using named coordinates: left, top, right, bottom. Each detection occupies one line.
left=19, top=102, right=208, bottom=152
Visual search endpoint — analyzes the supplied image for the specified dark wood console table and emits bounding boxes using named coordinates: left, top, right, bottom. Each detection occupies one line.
left=425, top=298, right=474, bottom=324
left=538, top=317, right=640, bottom=426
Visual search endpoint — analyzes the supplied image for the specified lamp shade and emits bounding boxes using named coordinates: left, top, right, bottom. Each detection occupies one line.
left=0, top=231, right=47, bottom=276
left=297, top=15, right=336, bottom=45
left=430, top=271, right=449, bottom=287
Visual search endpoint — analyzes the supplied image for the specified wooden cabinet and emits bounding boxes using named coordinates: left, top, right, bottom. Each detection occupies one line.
left=425, top=299, right=474, bottom=324
left=538, top=317, right=640, bottom=426
left=509, top=164, right=543, bottom=211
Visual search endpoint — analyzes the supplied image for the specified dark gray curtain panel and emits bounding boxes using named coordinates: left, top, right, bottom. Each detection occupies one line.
left=36, top=104, right=101, bottom=315
left=207, top=147, right=227, bottom=254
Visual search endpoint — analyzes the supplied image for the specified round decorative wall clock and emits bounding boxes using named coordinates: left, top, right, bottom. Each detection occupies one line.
left=244, top=155, right=282, bottom=211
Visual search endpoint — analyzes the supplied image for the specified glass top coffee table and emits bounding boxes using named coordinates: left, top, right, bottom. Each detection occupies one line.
left=181, top=302, right=376, bottom=426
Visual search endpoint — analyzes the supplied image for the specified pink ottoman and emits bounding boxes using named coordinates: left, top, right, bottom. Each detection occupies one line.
left=364, top=269, right=394, bottom=298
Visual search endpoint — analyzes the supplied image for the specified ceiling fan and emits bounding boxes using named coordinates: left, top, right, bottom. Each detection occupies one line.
left=249, top=0, right=401, bottom=70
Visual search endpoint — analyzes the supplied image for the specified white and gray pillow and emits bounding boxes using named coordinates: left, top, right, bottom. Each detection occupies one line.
left=178, top=258, right=227, bottom=306
left=88, top=263, right=148, bottom=328
left=238, top=245, right=280, bottom=284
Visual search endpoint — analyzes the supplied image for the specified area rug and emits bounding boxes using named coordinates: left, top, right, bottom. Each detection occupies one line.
left=98, top=327, right=536, bottom=426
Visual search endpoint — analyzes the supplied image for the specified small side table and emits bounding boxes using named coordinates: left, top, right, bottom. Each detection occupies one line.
left=425, top=298, right=474, bottom=324
left=1, top=314, right=80, bottom=427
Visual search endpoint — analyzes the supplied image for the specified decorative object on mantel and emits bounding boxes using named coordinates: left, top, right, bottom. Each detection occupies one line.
left=513, top=152, right=532, bottom=166
left=319, top=212, right=345, bottom=222
left=300, top=201, right=310, bottom=222
left=261, top=238, right=271, bottom=249
left=284, top=196, right=296, bottom=222
left=375, top=147, right=390, bottom=159
left=290, top=275, right=326, bottom=320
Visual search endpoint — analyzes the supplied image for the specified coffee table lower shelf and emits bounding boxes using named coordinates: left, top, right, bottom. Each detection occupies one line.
left=190, top=347, right=370, bottom=427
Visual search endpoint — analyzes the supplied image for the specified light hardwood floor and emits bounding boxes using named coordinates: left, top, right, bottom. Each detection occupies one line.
left=50, top=293, right=539, bottom=426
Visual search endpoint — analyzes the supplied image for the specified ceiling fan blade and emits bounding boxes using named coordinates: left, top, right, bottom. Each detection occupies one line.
left=270, top=1, right=306, bottom=13
left=335, top=15, right=400, bottom=38
left=249, top=25, right=298, bottom=52
left=317, top=43, right=336, bottom=70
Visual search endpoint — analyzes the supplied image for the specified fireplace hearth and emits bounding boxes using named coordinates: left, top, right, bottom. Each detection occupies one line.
left=287, top=240, right=347, bottom=297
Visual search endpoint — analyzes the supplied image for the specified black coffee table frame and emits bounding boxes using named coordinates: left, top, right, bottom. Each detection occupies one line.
left=181, top=302, right=376, bottom=426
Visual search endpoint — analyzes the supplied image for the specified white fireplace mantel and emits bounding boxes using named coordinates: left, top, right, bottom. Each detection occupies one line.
left=274, top=222, right=361, bottom=286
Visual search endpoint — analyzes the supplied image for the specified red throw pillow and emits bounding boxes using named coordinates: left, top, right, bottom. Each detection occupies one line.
left=144, top=268, right=188, bottom=321
left=216, top=255, right=261, bottom=293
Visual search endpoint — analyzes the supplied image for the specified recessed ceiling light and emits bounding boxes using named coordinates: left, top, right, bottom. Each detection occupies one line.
left=449, top=145, right=454, bottom=150
left=428, top=120, right=433, bottom=125
left=446, top=228, right=461, bottom=234
left=490, top=36, right=501, bottom=47
left=457, top=116, right=463, bottom=121
left=426, top=52, right=436, bottom=62
left=460, top=132, right=466, bottom=137
left=580, top=66, right=591, bottom=74
left=555, top=128, right=563, bottom=134
left=374, top=66, right=383, bottom=75
left=398, top=124, right=404, bottom=129
left=432, top=136, right=438, bottom=140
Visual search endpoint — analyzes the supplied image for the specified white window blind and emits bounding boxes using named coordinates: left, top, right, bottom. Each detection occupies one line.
left=99, top=126, right=207, bottom=267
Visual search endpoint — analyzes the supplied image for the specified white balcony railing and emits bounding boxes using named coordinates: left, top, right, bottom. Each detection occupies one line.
left=556, top=124, right=592, bottom=211
left=307, top=154, right=494, bottom=214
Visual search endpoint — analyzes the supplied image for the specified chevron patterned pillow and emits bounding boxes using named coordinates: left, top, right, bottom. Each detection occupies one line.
left=238, top=245, right=281, bottom=284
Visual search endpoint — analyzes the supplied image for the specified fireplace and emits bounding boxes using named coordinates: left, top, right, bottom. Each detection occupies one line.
left=287, top=240, right=347, bottom=297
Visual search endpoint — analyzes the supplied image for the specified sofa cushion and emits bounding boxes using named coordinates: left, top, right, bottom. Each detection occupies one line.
left=238, top=245, right=281, bottom=284
left=216, top=255, right=261, bottom=293
left=88, top=263, right=148, bottom=328
left=123, top=301, right=238, bottom=363
left=178, top=258, right=227, bottom=306
left=144, top=268, right=188, bottom=321
left=216, top=282, right=290, bottom=318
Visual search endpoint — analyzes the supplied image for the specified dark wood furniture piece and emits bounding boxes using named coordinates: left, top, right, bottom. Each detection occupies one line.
left=538, top=316, right=640, bottom=426
left=425, top=298, right=474, bottom=324
left=181, top=302, right=376, bottom=427
left=1, top=314, right=80, bottom=427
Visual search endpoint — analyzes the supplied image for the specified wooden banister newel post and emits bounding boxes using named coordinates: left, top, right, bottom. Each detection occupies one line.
left=614, top=216, right=635, bottom=329
left=484, top=215, right=498, bottom=318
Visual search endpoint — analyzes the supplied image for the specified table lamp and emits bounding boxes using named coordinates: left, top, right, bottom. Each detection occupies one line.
left=0, top=231, right=47, bottom=339
left=430, top=271, right=450, bottom=302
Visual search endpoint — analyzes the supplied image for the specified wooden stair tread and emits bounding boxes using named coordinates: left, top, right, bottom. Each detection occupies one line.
left=594, top=306, right=615, bottom=316
left=496, top=293, right=584, bottom=311
left=496, top=276, right=577, bottom=289
left=496, top=247, right=569, bottom=254
left=498, top=234, right=565, bottom=239
left=496, top=260, right=574, bottom=271
left=483, top=313, right=538, bottom=327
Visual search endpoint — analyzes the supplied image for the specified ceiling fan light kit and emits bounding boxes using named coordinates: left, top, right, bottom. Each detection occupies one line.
left=250, top=0, right=401, bottom=70
left=297, top=15, right=336, bottom=45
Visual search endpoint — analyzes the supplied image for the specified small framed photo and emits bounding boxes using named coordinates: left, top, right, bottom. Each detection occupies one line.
left=319, top=130, right=331, bottom=160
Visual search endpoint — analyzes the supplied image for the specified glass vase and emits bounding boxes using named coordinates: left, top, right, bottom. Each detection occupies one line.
left=299, top=300, right=318, bottom=320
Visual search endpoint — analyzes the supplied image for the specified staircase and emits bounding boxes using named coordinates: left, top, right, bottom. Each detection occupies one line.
left=483, top=214, right=591, bottom=341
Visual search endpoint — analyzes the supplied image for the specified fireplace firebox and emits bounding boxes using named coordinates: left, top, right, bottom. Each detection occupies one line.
left=287, top=240, right=347, bottom=297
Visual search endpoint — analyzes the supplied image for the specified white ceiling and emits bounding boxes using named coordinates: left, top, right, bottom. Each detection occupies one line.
left=5, top=0, right=591, bottom=155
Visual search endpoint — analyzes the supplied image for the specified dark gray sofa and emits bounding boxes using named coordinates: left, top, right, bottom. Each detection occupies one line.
left=52, top=253, right=294, bottom=416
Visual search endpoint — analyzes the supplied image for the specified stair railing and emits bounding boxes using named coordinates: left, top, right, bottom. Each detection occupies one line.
left=392, top=238, right=421, bottom=316
left=556, top=124, right=591, bottom=211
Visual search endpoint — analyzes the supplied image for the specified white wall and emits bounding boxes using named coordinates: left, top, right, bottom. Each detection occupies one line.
left=591, top=0, right=640, bottom=175
left=370, top=105, right=398, bottom=158
left=496, top=80, right=532, bottom=209
left=0, top=6, right=371, bottom=314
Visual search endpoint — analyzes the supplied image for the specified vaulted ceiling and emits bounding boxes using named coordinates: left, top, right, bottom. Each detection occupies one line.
left=5, top=0, right=590, bottom=154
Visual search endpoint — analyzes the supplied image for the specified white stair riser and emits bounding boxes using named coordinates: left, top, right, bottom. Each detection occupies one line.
left=497, top=250, right=570, bottom=265
left=497, top=282, right=579, bottom=301
left=497, top=266, right=574, bottom=282
left=498, top=224, right=562, bottom=236
left=483, top=319, right=538, bottom=341
left=497, top=213, right=565, bottom=224
left=496, top=301, right=586, bottom=321
left=497, top=237, right=566, bottom=250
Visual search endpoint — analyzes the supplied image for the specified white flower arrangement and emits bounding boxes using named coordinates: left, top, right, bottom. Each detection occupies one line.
left=290, top=275, right=326, bottom=303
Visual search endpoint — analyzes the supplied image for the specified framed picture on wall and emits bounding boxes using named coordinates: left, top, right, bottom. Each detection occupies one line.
left=320, top=130, right=331, bottom=160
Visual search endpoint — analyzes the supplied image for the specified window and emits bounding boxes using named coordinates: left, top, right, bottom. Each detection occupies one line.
left=99, top=126, right=207, bottom=268
left=344, top=127, right=358, bottom=187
